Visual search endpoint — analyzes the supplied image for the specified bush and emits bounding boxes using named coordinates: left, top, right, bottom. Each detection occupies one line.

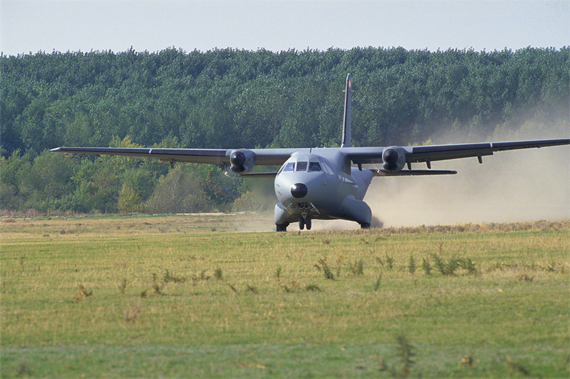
left=145, top=166, right=213, bottom=213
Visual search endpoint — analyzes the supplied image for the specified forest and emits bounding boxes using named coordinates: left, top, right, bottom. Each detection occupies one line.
left=1, top=47, right=568, bottom=214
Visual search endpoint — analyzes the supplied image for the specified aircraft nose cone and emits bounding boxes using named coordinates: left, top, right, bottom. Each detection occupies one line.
left=291, top=183, right=308, bottom=199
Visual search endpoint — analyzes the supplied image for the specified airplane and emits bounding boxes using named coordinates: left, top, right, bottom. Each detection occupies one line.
left=51, top=74, right=569, bottom=231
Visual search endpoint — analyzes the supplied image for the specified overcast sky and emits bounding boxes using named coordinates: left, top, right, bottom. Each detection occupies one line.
left=1, top=0, right=568, bottom=56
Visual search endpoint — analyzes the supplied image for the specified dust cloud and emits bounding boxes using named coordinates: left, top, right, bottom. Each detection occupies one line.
left=365, top=143, right=570, bottom=227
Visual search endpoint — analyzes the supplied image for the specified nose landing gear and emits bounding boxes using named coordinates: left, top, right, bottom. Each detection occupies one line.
left=299, top=215, right=312, bottom=230
left=299, top=204, right=312, bottom=230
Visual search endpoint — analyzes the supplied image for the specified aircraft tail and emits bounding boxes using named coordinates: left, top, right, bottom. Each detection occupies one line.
left=341, top=74, right=352, bottom=148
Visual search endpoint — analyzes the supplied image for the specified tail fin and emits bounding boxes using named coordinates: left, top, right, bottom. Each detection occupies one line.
left=341, top=74, right=352, bottom=148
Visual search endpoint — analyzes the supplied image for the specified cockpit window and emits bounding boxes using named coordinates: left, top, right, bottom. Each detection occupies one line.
left=308, top=162, right=322, bottom=172
left=321, top=162, right=334, bottom=175
left=296, top=162, right=308, bottom=172
left=282, top=162, right=295, bottom=172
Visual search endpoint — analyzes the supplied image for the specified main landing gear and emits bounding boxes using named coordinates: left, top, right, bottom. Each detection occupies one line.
left=275, top=216, right=312, bottom=232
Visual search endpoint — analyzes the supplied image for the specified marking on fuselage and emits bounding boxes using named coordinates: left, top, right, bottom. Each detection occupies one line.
left=338, top=175, right=357, bottom=186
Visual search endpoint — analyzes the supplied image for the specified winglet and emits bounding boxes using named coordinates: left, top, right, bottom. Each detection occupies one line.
left=341, top=74, right=352, bottom=148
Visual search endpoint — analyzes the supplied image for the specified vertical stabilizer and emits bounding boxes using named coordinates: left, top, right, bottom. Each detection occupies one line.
left=341, top=74, right=352, bottom=148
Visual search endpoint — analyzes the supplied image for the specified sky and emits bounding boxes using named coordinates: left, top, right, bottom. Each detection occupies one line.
left=1, top=0, right=569, bottom=56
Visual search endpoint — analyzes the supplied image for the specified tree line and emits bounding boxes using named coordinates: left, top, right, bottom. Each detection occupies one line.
left=1, top=47, right=568, bottom=214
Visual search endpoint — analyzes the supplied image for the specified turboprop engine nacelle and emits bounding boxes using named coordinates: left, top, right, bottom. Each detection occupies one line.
left=382, top=147, right=406, bottom=172
left=229, top=150, right=255, bottom=174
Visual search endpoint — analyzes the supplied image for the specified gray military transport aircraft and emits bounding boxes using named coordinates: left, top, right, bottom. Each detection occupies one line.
left=52, top=75, right=569, bottom=231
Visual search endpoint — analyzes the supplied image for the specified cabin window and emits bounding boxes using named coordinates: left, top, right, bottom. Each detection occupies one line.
left=282, top=162, right=295, bottom=172
left=308, top=162, right=322, bottom=172
left=296, top=162, right=308, bottom=171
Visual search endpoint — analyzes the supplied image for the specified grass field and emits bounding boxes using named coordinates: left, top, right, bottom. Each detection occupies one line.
left=1, top=213, right=569, bottom=378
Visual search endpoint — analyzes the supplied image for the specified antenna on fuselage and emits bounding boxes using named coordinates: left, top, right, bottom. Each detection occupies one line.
left=341, top=74, right=352, bottom=148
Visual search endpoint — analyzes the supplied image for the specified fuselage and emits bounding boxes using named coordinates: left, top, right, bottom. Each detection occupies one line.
left=273, top=150, right=374, bottom=227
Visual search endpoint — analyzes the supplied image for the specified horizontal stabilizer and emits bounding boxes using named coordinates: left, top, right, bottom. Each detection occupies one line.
left=372, top=169, right=457, bottom=176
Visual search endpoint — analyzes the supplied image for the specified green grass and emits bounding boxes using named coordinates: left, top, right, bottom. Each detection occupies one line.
left=1, top=214, right=569, bottom=378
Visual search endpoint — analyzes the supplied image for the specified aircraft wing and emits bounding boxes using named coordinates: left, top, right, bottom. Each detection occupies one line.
left=407, top=139, right=570, bottom=164
left=345, top=138, right=570, bottom=166
left=51, top=139, right=569, bottom=173
left=50, top=147, right=229, bottom=164
left=50, top=147, right=301, bottom=166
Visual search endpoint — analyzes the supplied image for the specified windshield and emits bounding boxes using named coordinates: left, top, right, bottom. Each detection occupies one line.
left=308, top=162, right=322, bottom=172
left=282, top=162, right=295, bottom=173
left=279, top=160, right=325, bottom=175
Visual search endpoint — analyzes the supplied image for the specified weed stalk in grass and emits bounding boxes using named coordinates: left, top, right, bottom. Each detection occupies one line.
left=459, top=257, right=477, bottom=274
left=246, top=284, right=258, bottom=294
left=394, top=334, right=415, bottom=376
left=373, top=273, right=382, bottom=291
left=437, top=241, right=444, bottom=254
left=316, top=258, right=335, bottom=280
left=518, top=274, right=534, bottom=282
left=408, top=255, right=416, bottom=275
left=433, top=254, right=447, bottom=275
left=350, top=259, right=364, bottom=276
left=74, top=284, right=93, bottom=301
left=431, top=254, right=477, bottom=276
left=192, top=270, right=210, bottom=282
left=163, top=269, right=185, bottom=284
left=431, top=254, right=459, bottom=276
left=422, top=257, right=431, bottom=275
left=151, top=273, right=162, bottom=295
left=282, top=280, right=300, bottom=293
left=18, top=255, right=25, bottom=272
left=446, top=256, right=461, bottom=275
left=385, top=253, right=394, bottom=269
left=118, top=278, right=127, bottom=294
left=227, top=283, right=238, bottom=294
left=305, top=284, right=322, bottom=292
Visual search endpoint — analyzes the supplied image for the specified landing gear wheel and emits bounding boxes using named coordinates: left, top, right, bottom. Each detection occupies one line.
left=276, top=223, right=288, bottom=232
left=299, top=216, right=305, bottom=230
left=305, top=216, right=312, bottom=230
left=360, top=223, right=370, bottom=229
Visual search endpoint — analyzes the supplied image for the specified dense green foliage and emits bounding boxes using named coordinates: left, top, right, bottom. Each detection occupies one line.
left=1, top=47, right=568, bottom=214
